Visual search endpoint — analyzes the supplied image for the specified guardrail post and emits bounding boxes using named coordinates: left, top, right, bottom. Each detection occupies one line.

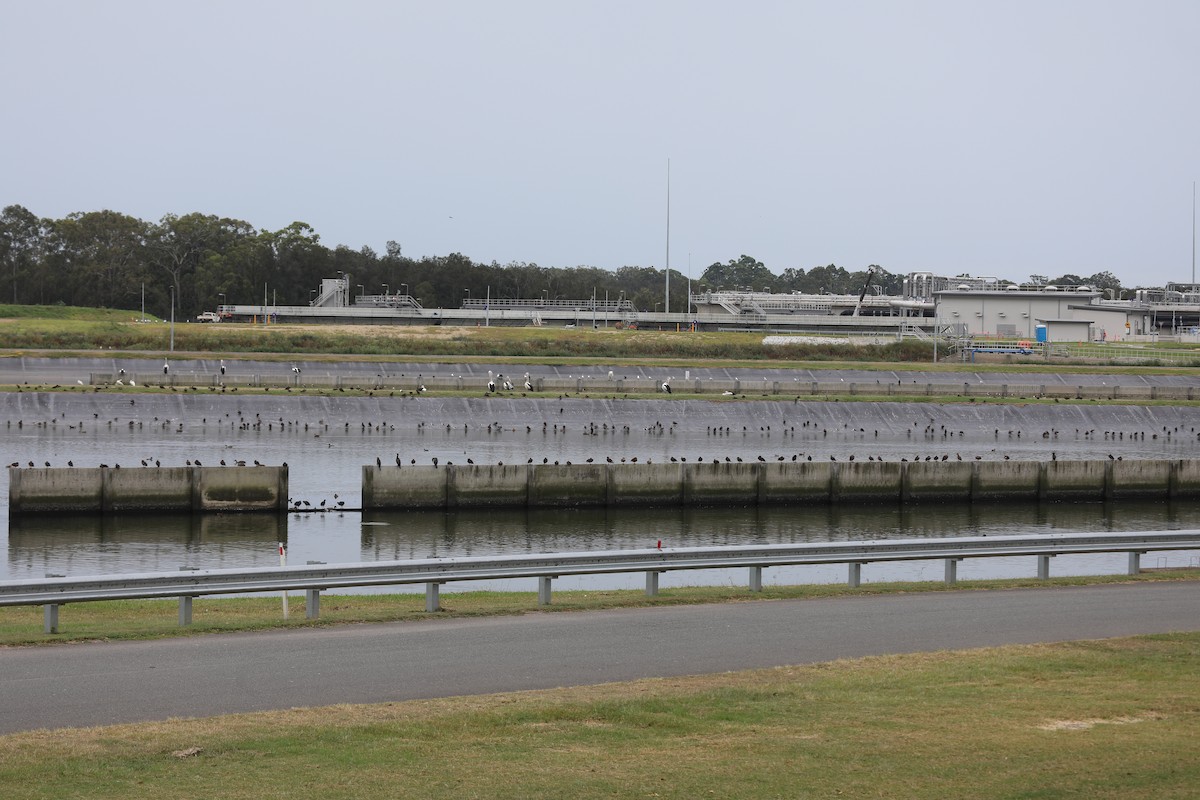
left=305, top=589, right=321, bottom=619
left=43, top=604, right=59, bottom=634
left=1037, top=554, right=1053, bottom=579
left=645, top=571, right=660, bottom=597
left=944, top=558, right=961, bottom=586
left=425, top=582, right=442, bottom=612
left=178, top=596, right=193, bottom=626
left=1127, top=552, right=1142, bottom=576
left=749, top=566, right=763, bottom=592
left=848, top=562, right=862, bottom=588
left=538, top=576, right=554, bottom=606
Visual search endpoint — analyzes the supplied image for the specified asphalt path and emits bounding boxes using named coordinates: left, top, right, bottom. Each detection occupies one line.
left=1, top=582, right=1197, bottom=734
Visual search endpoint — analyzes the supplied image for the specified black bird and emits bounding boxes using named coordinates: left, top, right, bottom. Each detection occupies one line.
left=396, top=454, right=402, bottom=467
left=376, top=456, right=382, bottom=467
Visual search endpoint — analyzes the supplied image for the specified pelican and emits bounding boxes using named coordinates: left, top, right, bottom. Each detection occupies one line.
left=661, top=378, right=672, bottom=394
left=219, top=360, right=226, bottom=376
left=292, top=366, right=301, bottom=374
left=163, top=361, right=169, bottom=375
left=486, top=370, right=496, bottom=393
left=523, top=372, right=533, bottom=391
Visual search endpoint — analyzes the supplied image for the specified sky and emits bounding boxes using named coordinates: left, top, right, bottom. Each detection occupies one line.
left=3, top=1, right=1199, bottom=287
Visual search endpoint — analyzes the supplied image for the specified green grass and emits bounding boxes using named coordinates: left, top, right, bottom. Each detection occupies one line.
left=4, top=571, right=1197, bottom=647
left=0, top=304, right=157, bottom=322
left=1, top=631, right=1197, bottom=798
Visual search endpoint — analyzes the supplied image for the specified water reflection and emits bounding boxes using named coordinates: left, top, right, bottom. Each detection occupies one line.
left=9, top=499, right=1196, bottom=586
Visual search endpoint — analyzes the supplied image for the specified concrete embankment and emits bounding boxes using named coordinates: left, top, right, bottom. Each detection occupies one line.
left=8, top=466, right=288, bottom=515
left=362, top=458, right=1200, bottom=510
left=87, top=371, right=1200, bottom=400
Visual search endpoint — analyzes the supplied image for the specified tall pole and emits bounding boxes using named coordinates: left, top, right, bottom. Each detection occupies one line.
left=169, top=285, right=175, bottom=352
left=1192, top=180, right=1196, bottom=286
left=665, top=158, right=670, bottom=315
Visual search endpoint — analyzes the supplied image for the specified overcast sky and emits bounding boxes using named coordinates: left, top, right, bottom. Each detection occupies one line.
left=3, top=1, right=1198, bottom=287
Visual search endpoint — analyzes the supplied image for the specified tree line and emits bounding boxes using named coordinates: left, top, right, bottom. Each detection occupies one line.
left=0, top=205, right=1128, bottom=319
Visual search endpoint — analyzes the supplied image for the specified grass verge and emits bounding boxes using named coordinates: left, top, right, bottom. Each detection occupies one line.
left=3, top=570, right=1198, bottom=647
left=0, top=631, right=1197, bottom=799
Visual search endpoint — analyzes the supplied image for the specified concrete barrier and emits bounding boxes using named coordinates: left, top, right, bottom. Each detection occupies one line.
left=1109, top=459, right=1172, bottom=498
left=1171, top=459, right=1200, bottom=498
left=903, top=461, right=973, bottom=502
left=448, top=464, right=530, bottom=507
left=684, top=462, right=760, bottom=505
left=760, top=462, right=833, bottom=504
left=529, top=463, right=608, bottom=507
left=1044, top=460, right=1107, bottom=500
left=356, top=457, right=1194, bottom=511
left=362, top=465, right=447, bottom=509
left=832, top=461, right=904, bottom=502
left=973, top=461, right=1042, bottom=501
left=608, top=463, right=683, bottom=506
left=9, top=466, right=287, bottom=515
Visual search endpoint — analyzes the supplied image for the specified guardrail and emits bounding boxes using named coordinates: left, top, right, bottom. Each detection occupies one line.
left=4, top=531, right=1198, bottom=634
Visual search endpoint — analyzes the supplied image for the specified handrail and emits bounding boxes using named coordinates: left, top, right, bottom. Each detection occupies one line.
left=5, top=531, right=1198, bottom=632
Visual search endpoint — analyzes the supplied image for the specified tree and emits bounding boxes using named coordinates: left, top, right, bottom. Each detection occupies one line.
left=0, top=205, right=48, bottom=304
left=699, top=255, right=777, bottom=292
left=50, top=210, right=150, bottom=308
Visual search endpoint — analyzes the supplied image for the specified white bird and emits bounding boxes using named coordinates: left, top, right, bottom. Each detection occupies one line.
left=163, top=362, right=169, bottom=375
left=662, top=378, right=672, bottom=394
left=523, top=372, right=533, bottom=391
left=219, top=360, right=226, bottom=375
left=291, top=366, right=301, bottom=374
left=486, top=370, right=496, bottom=393
left=129, top=379, right=136, bottom=386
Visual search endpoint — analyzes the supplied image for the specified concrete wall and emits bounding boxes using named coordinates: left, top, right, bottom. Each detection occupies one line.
left=9, top=466, right=288, bottom=515
left=361, top=458, right=1200, bottom=510
left=86, top=371, right=1200, bottom=400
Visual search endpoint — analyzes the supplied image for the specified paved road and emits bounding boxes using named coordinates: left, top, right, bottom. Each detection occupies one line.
left=1, top=582, right=1197, bottom=734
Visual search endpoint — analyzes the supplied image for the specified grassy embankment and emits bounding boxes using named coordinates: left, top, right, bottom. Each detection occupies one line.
left=3, top=303, right=1198, bottom=371
left=0, top=630, right=1197, bottom=798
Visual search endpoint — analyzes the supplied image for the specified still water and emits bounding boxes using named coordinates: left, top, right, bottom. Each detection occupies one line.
left=4, top=392, right=1200, bottom=591
left=7, top=501, right=1200, bottom=593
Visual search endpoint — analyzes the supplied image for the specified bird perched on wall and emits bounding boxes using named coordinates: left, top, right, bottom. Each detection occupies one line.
left=661, top=379, right=672, bottom=394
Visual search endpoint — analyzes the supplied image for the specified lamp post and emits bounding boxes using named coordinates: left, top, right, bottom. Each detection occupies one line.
left=464, top=288, right=471, bottom=303
left=217, top=292, right=225, bottom=310
left=309, top=289, right=316, bottom=304
left=400, top=283, right=408, bottom=297
left=169, top=285, right=175, bottom=352
left=541, top=289, right=548, bottom=304
left=382, top=284, right=388, bottom=296
left=357, top=284, right=364, bottom=300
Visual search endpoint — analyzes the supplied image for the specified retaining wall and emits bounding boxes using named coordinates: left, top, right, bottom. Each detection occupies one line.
left=361, top=458, right=1200, bottom=510
left=87, top=372, right=1200, bottom=400
left=9, top=466, right=288, bottom=515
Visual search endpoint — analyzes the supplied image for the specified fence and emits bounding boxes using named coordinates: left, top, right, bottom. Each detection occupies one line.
left=3, top=531, right=1197, bottom=633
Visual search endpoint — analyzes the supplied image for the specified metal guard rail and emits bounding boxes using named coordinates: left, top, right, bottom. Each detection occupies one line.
left=3, top=531, right=1198, bottom=633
